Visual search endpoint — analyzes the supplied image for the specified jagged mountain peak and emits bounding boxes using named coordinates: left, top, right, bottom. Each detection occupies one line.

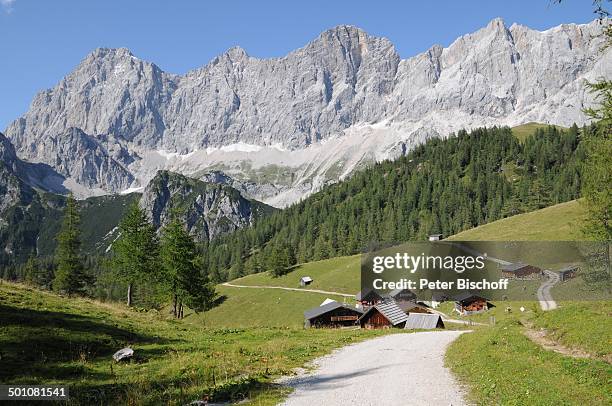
left=4, top=19, right=610, bottom=205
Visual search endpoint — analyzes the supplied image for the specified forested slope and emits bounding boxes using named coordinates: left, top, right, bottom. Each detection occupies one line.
left=205, top=124, right=587, bottom=281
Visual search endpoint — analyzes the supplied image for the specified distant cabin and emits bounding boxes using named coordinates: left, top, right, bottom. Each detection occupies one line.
left=388, top=288, right=417, bottom=303
left=404, top=313, right=445, bottom=330
left=501, top=263, right=542, bottom=279
left=428, top=234, right=443, bottom=241
left=355, top=288, right=383, bottom=307
left=557, top=265, right=579, bottom=282
left=304, top=301, right=363, bottom=328
left=358, top=301, right=408, bottom=329
left=300, top=276, right=313, bottom=286
left=454, top=292, right=490, bottom=316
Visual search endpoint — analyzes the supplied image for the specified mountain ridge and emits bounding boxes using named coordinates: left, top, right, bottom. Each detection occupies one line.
left=4, top=18, right=610, bottom=206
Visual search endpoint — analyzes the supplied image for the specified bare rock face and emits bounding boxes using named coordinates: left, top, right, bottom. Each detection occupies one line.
left=30, top=127, right=135, bottom=192
left=0, top=133, right=32, bottom=213
left=140, top=170, right=273, bottom=241
left=4, top=20, right=611, bottom=204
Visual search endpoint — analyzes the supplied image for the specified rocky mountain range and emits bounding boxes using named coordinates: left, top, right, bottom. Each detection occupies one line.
left=3, top=18, right=611, bottom=206
left=0, top=133, right=272, bottom=265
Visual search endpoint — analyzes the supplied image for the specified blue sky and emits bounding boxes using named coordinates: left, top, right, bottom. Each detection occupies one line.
left=0, top=0, right=599, bottom=130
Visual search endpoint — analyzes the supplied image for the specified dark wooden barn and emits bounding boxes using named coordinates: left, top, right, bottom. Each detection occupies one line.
left=304, top=301, right=364, bottom=328
left=454, top=292, right=490, bottom=315
left=501, top=262, right=542, bottom=279
left=557, top=265, right=579, bottom=282
left=358, top=301, right=408, bottom=329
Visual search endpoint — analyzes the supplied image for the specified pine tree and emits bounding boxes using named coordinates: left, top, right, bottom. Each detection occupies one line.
left=111, top=202, right=160, bottom=306
left=53, top=196, right=89, bottom=295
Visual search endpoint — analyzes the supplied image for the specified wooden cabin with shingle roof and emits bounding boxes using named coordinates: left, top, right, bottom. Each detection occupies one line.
left=358, top=301, right=408, bottom=329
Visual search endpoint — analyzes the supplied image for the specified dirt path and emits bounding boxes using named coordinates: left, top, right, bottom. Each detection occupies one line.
left=520, top=320, right=612, bottom=364
left=221, top=282, right=355, bottom=297
left=537, top=270, right=559, bottom=311
left=279, top=331, right=468, bottom=406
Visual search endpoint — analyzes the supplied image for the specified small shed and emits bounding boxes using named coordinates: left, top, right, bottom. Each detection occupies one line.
left=358, top=301, right=408, bottom=329
left=300, top=276, right=313, bottom=286
left=304, top=301, right=363, bottom=328
left=454, top=292, right=489, bottom=315
left=404, top=313, right=445, bottom=330
left=355, top=288, right=383, bottom=307
left=388, top=288, right=417, bottom=303
left=557, top=265, right=579, bottom=282
left=501, top=263, right=542, bottom=279
left=428, top=234, right=443, bottom=241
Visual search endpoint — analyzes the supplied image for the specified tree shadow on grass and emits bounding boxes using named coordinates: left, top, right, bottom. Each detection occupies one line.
left=0, top=304, right=181, bottom=383
left=210, top=294, right=227, bottom=309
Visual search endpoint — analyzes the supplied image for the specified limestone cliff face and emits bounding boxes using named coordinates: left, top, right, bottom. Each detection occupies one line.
left=140, top=170, right=273, bottom=241
left=4, top=20, right=611, bottom=203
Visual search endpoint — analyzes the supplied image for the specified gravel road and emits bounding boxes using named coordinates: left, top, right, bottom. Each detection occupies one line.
left=537, top=270, right=559, bottom=311
left=221, top=282, right=354, bottom=297
left=280, top=331, right=468, bottom=406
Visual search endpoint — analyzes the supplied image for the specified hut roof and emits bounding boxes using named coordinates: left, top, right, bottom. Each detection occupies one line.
left=404, top=313, right=445, bottom=330
left=454, top=291, right=487, bottom=303
left=397, top=301, right=430, bottom=313
left=320, top=298, right=337, bottom=306
left=355, top=288, right=382, bottom=301
left=388, top=288, right=416, bottom=298
left=304, top=301, right=362, bottom=321
left=300, top=276, right=313, bottom=283
left=359, top=301, right=408, bottom=326
left=558, top=264, right=579, bottom=273
left=501, top=262, right=530, bottom=272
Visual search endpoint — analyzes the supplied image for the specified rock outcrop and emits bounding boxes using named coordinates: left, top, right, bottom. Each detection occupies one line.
left=140, top=170, right=274, bottom=241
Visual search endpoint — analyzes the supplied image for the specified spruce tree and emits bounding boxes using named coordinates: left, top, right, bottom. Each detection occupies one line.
left=53, top=196, right=89, bottom=295
left=111, top=202, right=160, bottom=306
left=268, top=245, right=289, bottom=277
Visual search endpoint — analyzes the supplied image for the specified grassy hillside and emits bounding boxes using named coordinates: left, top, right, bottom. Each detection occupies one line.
left=530, top=301, right=612, bottom=358
left=446, top=317, right=611, bottom=405
left=0, top=282, right=390, bottom=405
left=199, top=255, right=362, bottom=328
left=232, top=255, right=361, bottom=295
left=448, top=199, right=587, bottom=241
left=445, top=197, right=611, bottom=405
left=196, top=285, right=345, bottom=328
left=511, top=122, right=568, bottom=142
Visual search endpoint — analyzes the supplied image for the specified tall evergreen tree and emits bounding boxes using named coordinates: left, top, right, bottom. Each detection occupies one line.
left=160, top=218, right=215, bottom=318
left=53, top=195, right=89, bottom=295
left=111, top=202, right=160, bottom=306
